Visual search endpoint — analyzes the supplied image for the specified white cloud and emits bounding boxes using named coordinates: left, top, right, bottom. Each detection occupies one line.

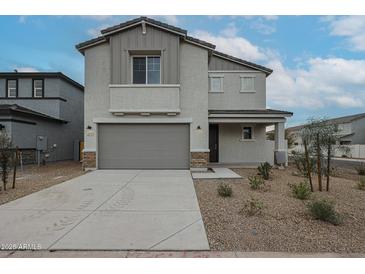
left=191, top=30, right=267, bottom=61
left=87, top=24, right=111, bottom=37
left=267, top=57, right=365, bottom=109
left=250, top=19, right=276, bottom=35
left=155, top=15, right=179, bottom=25
left=18, top=16, right=27, bottom=23
left=220, top=22, right=238, bottom=37
left=80, top=15, right=114, bottom=21
left=326, top=16, right=365, bottom=51
left=14, top=67, right=39, bottom=72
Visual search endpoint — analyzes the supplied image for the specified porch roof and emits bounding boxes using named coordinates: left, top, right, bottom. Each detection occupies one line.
left=208, top=109, right=292, bottom=124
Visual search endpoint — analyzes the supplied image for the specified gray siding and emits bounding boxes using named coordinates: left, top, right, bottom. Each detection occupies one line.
left=208, top=72, right=266, bottom=110
left=209, top=55, right=256, bottom=71
left=350, top=117, right=365, bottom=144
left=111, top=24, right=180, bottom=84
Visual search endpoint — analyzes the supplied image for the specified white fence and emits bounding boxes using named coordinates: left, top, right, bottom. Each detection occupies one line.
left=290, top=144, right=365, bottom=159
left=334, top=144, right=365, bottom=159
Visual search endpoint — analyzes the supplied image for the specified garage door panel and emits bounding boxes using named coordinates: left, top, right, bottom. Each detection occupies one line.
left=98, top=124, right=190, bottom=169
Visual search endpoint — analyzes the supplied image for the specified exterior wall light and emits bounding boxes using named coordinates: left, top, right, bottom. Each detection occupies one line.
left=86, top=125, right=92, bottom=130
left=196, top=125, right=202, bottom=130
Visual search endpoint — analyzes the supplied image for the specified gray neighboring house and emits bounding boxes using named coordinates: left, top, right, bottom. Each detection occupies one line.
left=0, top=72, right=84, bottom=163
left=76, top=16, right=292, bottom=170
left=287, top=113, right=365, bottom=151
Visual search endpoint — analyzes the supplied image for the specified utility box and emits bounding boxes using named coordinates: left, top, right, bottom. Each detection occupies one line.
left=275, top=150, right=286, bottom=165
left=36, top=135, right=48, bottom=151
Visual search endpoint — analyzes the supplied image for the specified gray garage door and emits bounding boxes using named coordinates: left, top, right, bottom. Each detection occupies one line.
left=98, top=124, right=190, bottom=169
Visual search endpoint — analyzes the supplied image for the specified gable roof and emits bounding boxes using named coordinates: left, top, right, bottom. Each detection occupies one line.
left=75, top=16, right=272, bottom=75
left=287, top=112, right=365, bottom=132
left=0, top=104, right=67, bottom=123
left=101, top=16, right=187, bottom=37
left=0, top=72, right=84, bottom=91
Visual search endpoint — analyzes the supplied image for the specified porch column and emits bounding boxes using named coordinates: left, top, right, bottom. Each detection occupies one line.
left=274, top=122, right=287, bottom=166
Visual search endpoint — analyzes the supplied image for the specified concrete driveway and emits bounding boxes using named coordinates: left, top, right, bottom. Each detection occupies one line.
left=0, top=170, right=209, bottom=251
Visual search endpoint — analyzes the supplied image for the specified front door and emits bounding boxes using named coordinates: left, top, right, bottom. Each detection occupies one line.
left=209, top=124, right=219, bottom=163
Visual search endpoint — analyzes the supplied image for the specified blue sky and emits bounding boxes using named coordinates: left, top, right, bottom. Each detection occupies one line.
left=0, top=15, right=364, bottom=127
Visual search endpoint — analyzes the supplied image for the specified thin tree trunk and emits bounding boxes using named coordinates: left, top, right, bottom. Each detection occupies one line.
left=317, top=133, right=322, bottom=191
left=326, top=139, right=331, bottom=191
left=303, top=139, right=314, bottom=192
left=12, top=147, right=19, bottom=189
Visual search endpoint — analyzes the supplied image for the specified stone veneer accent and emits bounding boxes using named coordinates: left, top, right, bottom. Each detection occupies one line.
left=190, top=151, right=209, bottom=169
left=82, top=151, right=96, bottom=170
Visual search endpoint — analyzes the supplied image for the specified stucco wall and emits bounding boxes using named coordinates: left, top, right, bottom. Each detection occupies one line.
left=208, top=71, right=266, bottom=110
left=83, top=39, right=209, bottom=153
left=179, top=41, right=209, bottom=151
left=218, top=123, right=267, bottom=164
left=350, top=117, right=365, bottom=144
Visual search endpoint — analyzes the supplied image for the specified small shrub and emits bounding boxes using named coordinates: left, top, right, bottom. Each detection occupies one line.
left=289, top=181, right=311, bottom=200
left=307, top=199, right=342, bottom=225
left=357, top=176, right=365, bottom=191
left=323, top=166, right=339, bottom=177
left=248, top=175, right=265, bottom=190
left=355, top=164, right=365, bottom=176
left=292, top=152, right=316, bottom=177
left=258, top=162, right=272, bottom=180
left=217, top=183, right=232, bottom=197
left=240, top=197, right=265, bottom=216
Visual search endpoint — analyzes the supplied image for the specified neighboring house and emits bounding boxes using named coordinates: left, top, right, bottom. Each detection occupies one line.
left=76, top=17, right=292, bottom=170
left=287, top=112, right=365, bottom=152
left=0, top=72, right=84, bottom=164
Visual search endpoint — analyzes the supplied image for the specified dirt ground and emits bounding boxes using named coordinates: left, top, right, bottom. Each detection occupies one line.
left=194, top=165, right=365, bottom=253
left=0, top=161, right=84, bottom=205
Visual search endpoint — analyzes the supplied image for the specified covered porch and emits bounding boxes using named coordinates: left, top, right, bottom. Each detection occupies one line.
left=208, top=109, right=293, bottom=167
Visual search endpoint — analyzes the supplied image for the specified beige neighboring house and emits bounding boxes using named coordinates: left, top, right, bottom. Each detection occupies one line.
left=287, top=113, right=365, bottom=157
left=76, top=17, right=292, bottom=170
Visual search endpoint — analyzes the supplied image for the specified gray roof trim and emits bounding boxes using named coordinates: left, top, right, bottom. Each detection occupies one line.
left=101, top=16, right=187, bottom=37
left=212, top=51, right=273, bottom=75
left=209, top=109, right=293, bottom=115
left=0, top=104, right=68, bottom=123
left=287, top=112, right=365, bottom=132
left=75, top=36, right=107, bottom=52
left=184, top=36, right=216, bottom=50
left=0, top=72, right=84, bottom=91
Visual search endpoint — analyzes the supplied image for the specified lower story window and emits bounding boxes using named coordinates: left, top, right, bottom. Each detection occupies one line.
left=242, top=126, right=253, bottom=140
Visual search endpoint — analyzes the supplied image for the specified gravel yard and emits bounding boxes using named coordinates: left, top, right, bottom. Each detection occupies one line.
left=0, top=161, right=84, bottom=205
left=194, top=166, right=365, bottom=253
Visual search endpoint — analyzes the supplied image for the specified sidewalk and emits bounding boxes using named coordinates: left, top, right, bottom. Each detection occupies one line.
left=1, top=250, right=364, bottom=258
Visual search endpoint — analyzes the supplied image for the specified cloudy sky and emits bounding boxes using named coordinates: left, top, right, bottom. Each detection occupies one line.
left=0, top=15, right=364, bottom=126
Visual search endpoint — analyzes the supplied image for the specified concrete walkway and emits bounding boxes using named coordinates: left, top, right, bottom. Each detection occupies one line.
left=0, top=170, right=209, bottom=251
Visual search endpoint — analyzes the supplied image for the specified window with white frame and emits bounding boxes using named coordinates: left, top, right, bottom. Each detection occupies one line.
left=132, top=56, right=160, bottom=84
left=33, top=79, right=44, bottom=98
left=242, top=126, right=253, bottom=140
left=6, top=79, right=17, bottom=98
left=240, top=76, right=255, bottom=92
left=209, top=76, right=223, bottom=92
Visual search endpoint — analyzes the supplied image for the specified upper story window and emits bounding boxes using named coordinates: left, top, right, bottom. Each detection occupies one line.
left=209, top=75, right=224, bottom=93
left=33, top=79, right=44, bottom=98
left=242, top=126, right=254, bottom=140
left=240, top=76, right=255, bottom=92
left=132, top=56, right=160, bottom=84
left=6, top=79, right=17, bottom=98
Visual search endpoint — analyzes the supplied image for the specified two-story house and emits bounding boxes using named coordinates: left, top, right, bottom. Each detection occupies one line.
left=76, top=17, right=292, bottom=170
left=0, top=72, right=84, bottom=163
left=288, top=112, right=365, bottom=151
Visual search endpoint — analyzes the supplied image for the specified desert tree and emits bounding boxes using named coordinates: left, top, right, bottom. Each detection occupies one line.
left=0, top=131, right=13, bottom=191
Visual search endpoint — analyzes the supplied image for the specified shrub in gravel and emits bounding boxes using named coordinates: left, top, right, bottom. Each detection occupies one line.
left=289, top=181, right=311, bottom=200
left=217, top=183, right=232, bottom=197
left=258, top=162, right=272, bottom=180
left=240, top=197, right=265, bottom=216
left=248, top=175, right=265, bottom=190
left=307, top=199, right=342, bottom=225
left=355, top=164, right=365, bottom=176
left=357, top=176, right=365, bottom=191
